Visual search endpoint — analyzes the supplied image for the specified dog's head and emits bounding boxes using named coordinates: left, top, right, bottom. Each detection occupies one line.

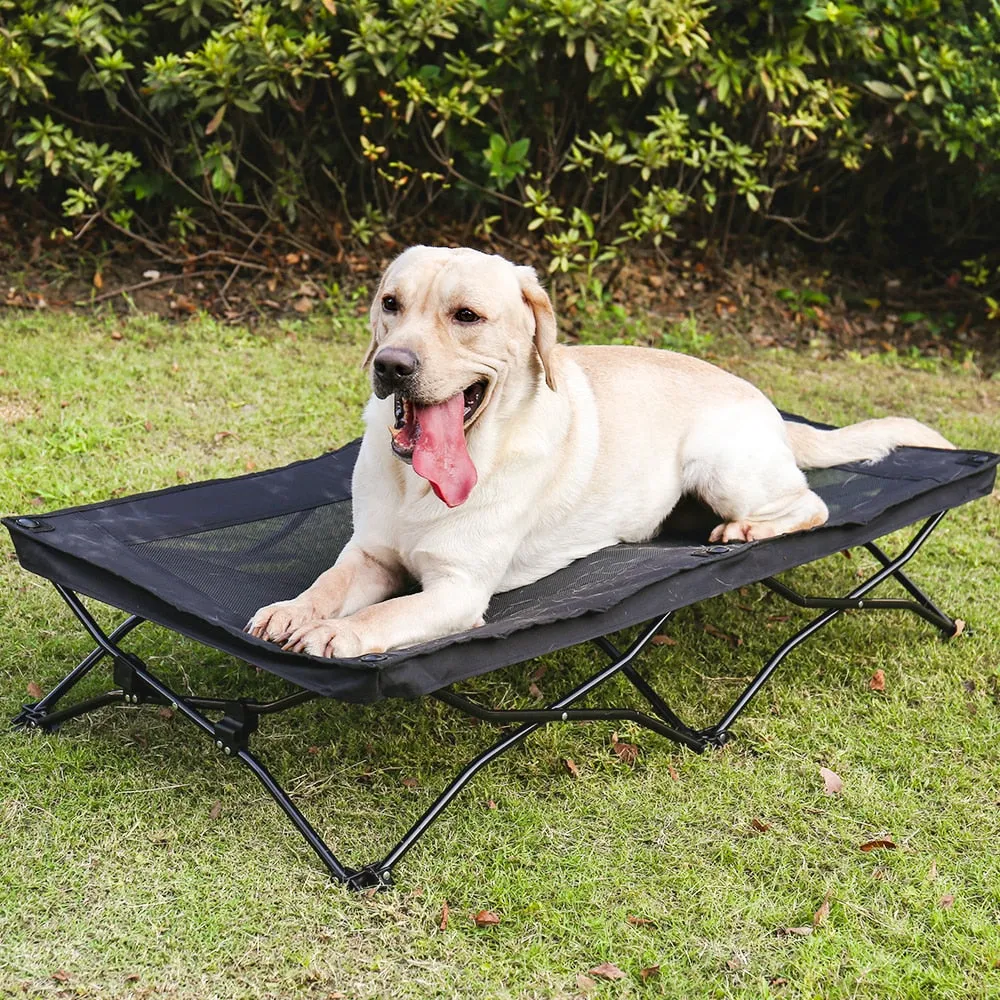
left=362, top=246, right=559, bottom=507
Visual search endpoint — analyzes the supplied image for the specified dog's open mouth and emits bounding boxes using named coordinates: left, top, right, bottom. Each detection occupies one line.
left=389, top=381, right=487, bottom=507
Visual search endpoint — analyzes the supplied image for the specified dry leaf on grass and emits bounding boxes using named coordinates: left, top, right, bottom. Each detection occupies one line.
left=401, top=777, right=419, bottom=788
left=575, top=974, right=597, bottom=993
left=208, top=800, right=222, bottom=821
left=157, top=707, right=174, bottom=720
left=52, top=970, right=70, bottom=983
left=819, top=767, right=843, bottom=795
left=668, top=765, right=679, bottom=781
left=640, top=965, right=661, bottom=981
left=472, top=910, right=500, bottom=927
left=563, top=758, right=580, bottom=779
left=813, top=892, right=831, bottom=926
left=938, top=893, right=955, bottom=909
left=751, top=817, right=771, bottom=833
left=588, top=962, right=626, bottom=981
left=528, top=681, right=544, bottom=699
left=611, top=739, right=639, bottom=766
left=951, top=619, right=966, bottom=638
left=704, top=623, right=742, bottom=647
left=869, top=669, right=886, bottom=691
left=626, top=915, right=657, bottom=928
left=124, top=973, right=140, bottom=982
left=439, top=900, right=449, bottom=930
left=26, top=681, right=44, bottom=700
left=651, top=634, right=676, bottom=646
left=769, top=976, right=789, bottom=988
left=859, top=838, right=897, bottom=852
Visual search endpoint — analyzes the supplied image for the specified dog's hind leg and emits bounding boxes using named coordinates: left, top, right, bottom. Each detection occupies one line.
left=706, top=486, right=828, bottom=543
left=684, top=405, right=829, bottom=544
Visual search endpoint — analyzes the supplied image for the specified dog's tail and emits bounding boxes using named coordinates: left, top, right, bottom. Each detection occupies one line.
left=784, top=417, right=954, bottom=470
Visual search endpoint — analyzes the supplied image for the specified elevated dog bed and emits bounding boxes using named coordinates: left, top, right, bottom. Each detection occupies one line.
left=6, top=415, right=997, bottom=889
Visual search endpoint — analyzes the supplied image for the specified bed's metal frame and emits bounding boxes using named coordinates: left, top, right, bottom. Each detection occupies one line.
left=11, top=512, right=959, bottom=891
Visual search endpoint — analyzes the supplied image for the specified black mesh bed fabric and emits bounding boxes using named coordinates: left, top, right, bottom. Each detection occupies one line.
left=5, top=416, right=997, bottom=704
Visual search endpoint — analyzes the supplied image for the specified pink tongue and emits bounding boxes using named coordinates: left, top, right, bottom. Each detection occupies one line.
left=411, top=392, right=478, bottom=507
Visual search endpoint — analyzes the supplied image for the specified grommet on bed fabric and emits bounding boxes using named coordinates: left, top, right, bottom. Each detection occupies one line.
left=13, top=517, right=53, bottom=531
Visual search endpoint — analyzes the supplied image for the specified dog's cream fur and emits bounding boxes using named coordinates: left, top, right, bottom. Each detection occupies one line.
left=248, top=246, right=954, bottom=658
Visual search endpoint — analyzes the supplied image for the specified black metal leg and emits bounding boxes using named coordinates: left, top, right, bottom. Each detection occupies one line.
left=22, top=588, right=359, bottom=884
left=373, top=613, right=676, bottom=882
left=864, top=540, right=955, bottom=625
left=762, top=576, right=956, bottom=634
left=592, top=635, right=704, bottom=737
left=121, top=656, right=355, bottom=885
left=12, top=611, right=144, bottom=730
left=433, top=688, right=709, bottom=750
left=706, top=512, right=952, bottom=741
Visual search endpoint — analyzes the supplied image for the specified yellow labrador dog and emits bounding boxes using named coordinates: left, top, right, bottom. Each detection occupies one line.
left=247, top=246, right=953, bottom=658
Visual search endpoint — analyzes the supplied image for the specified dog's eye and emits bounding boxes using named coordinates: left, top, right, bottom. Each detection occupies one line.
left=382, top=295, right=400, bottom=313
left=454, top=308, right=481, bottom=324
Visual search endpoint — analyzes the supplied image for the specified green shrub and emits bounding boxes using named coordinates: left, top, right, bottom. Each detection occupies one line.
left=1, top=0, right=998, bottom=284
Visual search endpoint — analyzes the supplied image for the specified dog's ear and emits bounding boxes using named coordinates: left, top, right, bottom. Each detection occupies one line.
left=516, top=265, right=558, bottom=392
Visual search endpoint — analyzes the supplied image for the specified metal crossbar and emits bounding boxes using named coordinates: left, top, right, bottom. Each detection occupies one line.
left=11, top=513, right=959, bottom=889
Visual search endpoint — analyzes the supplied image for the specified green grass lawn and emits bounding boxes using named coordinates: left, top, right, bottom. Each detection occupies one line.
left=1, top=310, right=998, bottom=1000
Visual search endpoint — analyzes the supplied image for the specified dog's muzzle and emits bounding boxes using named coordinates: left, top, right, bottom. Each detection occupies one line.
left=372, top=347, right=419, bottom=398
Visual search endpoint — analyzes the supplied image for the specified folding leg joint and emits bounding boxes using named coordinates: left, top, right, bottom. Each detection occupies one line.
left=212, top=701, right=259, bottom=755
left=113, top=653, right=164, bottom=706
left=12, top=702, right=55, bottom=732
left=697, top=728, right=733, bottom=751
left=344, top=864, right=395, bottom=893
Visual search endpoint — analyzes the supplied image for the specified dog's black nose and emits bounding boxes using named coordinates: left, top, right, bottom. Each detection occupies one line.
left=373, top=347, right=419, bottom=386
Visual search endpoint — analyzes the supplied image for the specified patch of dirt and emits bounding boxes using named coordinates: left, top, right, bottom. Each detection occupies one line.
left=0, top=396, right=35, bottom=425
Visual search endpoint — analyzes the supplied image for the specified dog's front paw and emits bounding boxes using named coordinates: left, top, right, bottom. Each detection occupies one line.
left=277, top=618, right=373, bottom=659
left=246, top=598, right=328, bottom=641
